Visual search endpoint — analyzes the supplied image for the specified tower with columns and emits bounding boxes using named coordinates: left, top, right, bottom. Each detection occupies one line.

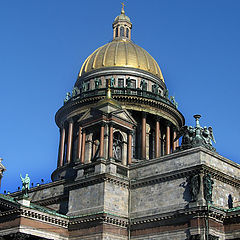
left=1, top=6, right=240, bottom=240
left=52, top=8, right=184, bottom=181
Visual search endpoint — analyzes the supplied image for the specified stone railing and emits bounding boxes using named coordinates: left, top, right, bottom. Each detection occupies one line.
left=67, top=87, right=175, bottom=108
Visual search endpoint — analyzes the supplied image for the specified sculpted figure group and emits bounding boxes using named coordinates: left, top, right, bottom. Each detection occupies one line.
left=175, top=115, right=216, bottom=152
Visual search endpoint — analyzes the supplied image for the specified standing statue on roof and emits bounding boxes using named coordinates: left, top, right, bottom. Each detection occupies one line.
left=152, top=84, right=159, bottom=94
left=20, top=174, right=30, bottom=197
left=64, top=92, right=71, bottom=104
left=72, top=87, right=80, bottom=97
left=170, top=96, right=178, bottom=108
left=110, top=77, right=115, bottom=87
left=140, top=79, right=147, bottom=91
left=94, top=78, right=102, bottom=89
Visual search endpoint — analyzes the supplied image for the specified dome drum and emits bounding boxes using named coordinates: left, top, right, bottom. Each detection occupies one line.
left=75, top=66, right=166, bottom=90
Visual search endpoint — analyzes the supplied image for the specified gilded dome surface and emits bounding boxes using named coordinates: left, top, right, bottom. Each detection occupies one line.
left=79, top=39, right=164, bottom=82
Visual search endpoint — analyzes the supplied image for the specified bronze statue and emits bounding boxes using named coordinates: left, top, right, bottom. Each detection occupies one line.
left=126, top=77, right=131, bottom=88
left=163, top=88, right=169, bottom=98
left=20, top=174, right=30, bottom=197
left=94, top=78, right=102, bottom=89
left=72, top=87, right=80, bottom=97
left=110, top=77, right=115, bottom=87
left=174, top=115, right=216, bottom=152
left=64, top=92, right=71, bottom=104
left=152, top=84, right=159, bottom=94
left=140, top=79, right=147, bottom=91
left=170, top=96, right=178, bottom=108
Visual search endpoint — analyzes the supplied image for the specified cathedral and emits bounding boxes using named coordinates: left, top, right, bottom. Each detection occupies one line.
left=0, top=6, right=240, bottom=240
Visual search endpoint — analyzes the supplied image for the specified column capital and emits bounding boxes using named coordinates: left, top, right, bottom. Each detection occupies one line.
left=100, top=122, right=106, bottom=127
left=67, top=118, right=74, bottom=124
left=172, top=125, right=178, bottom=132
left=60, top=122, right=65, bottom=129
left=128, top=129, right=134, bottom=135
left=166, top=121, right=172, bottom=127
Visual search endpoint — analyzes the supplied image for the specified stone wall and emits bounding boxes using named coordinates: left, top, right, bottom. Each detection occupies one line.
left=131, top=177, right=189, bottom=218
left=68, top=182, right=105, bottom=216
left=104, top=181, right=129, bottom=217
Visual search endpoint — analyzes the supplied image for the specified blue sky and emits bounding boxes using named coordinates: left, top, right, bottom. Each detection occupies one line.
left=1, top=0, right=240, bottom=193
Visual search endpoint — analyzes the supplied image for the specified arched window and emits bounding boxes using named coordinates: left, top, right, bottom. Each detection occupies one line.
left=115, top=27, right=119, bottom=38
left=126, top=28, right=129, bottom=38
left=113, top=132, right=123, bottom=161
left=120, top=27, right=124, bottom=37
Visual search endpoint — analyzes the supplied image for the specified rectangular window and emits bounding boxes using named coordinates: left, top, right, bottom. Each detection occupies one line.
left=131, top=80, right=136, bottom=88
left=118, top=78, right=124, bottom=88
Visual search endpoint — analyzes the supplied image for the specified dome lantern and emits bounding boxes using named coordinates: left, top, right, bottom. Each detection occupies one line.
left=112, top=3, right=132, bottom=40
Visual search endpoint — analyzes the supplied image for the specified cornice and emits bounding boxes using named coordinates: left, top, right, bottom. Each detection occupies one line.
left=55, top=93, right=184, bottom=128
left=129, top=148, right=240, bottom=189
left=32, top=195, right=68, bottom=207
left=10, top=179, right=67, bottom=198
left=69, top=212, right=128, bottom=228
left=21, top=208, right=68, bottom=227
left=66, top=173, right=129, bottom=191
left=130, top=206, right=226, bottom=227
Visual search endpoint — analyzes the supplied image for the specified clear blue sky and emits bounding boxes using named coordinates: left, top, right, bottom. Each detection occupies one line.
left=1, top=0, right=240, bottom=193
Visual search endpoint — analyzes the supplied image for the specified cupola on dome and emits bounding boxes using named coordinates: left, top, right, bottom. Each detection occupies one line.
left=78, top=6, right=164, bottom=82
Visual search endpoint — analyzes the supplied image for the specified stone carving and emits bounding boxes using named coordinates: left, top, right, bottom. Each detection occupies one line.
left=94, top=78, right=102, bottom=89
left=188, top=174, right=200, bottom=201
left=208, top=235, right=219, bottom=240
left=9, top=232, right=30, bottom=240
left=174, top=115, right=216, bottom=152
left=113, top=132, right=123, bottom=161
left=203, top=173, right=214, bottom=203
left=140, top=79, right=147, bottom=91
left=152, top=83, right=159, bottom=94
left=163, top=88, right=169, bottom=98
left=170, top=96, right=178, bottom=108
left=228, top=194, right=233, bottom=209
left=188, top=235, right=201, bottom=240
left=72, top=87, right=80, bottom=97
left=188, top=235, right=219, bottom=240
left=20, top=174, right=30, bottom=197
left=64, top=92, right=71, bottom=104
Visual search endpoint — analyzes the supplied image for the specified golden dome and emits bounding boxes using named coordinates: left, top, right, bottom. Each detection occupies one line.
left=79, top=39, right=164, bottom=82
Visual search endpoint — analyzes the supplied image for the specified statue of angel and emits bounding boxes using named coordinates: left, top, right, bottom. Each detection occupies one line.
left=72, top=87, right=80, bottom=97
left=64, top=92, right=71, bottom=103
left=110, top=77, right=115, bottom=87
left=94, top=78, right=102, bottom=89
left=202, top=126, right=215, bottom=146
left=170, top=96, right=178, bottom=108
left=140, top=79, right=147, bottom=91
left=174, top=125, right=195, bottom=145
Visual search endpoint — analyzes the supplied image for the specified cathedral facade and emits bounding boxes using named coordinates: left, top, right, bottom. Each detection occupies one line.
left=0, top=7, right=240, bottom=240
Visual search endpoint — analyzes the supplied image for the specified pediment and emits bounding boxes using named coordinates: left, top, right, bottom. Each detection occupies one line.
left=110, top=109, right=137, bottom=126
left=78, top=108, right=102, bottom=123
